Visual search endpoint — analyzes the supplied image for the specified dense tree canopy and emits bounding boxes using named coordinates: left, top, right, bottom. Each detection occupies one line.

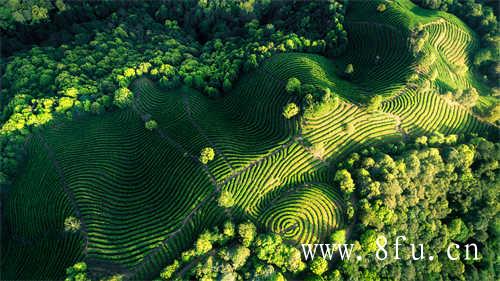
left=156, top=221, right=310, bottom=280
left=332, top=134, right=499, bottom=280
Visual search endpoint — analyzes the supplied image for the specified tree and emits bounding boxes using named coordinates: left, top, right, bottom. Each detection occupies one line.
left=334, top=169, right=355, bottom=194
left=113, top=88, right=134, bottom=109
left=310, top=142, right=326, bottom=160
left=238, top=222, right=256, bottom=247
left=100, top=274, right=124, bottom=281
left=64, top=216, right=81, bottom=233
left=310, top=257, right=328, bottom=275
left=331, top=229, right=346, bottom=244
left=199, top=147, right=215, bottom=164
left=344, top=64, right=354, bottom=77
left=377, top=3, right=387, bottom=12
left=283, top=102, right=300, bottom=119
left=366, top=95, right=382, bottom=112
left=160, top=260, right=179, bottom=280
left=195, top=231, right=213, bottom=254
left=484, top=102, right=500, bottom=123
left=65, top=262, right=90, bottom=281
left=223, top=221, right=235, bottom=238
left=145, top=119, right=158, bottom=131
left=286, top=77, right=301, bottom=94
left=231, top=246, right=250, bottom=269
left=448, top=218, right=470, bottom=243
left=218, top=190, right=235, bottom=208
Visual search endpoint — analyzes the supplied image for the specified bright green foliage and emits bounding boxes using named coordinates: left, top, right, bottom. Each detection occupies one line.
left=199, top=147, right=215, bottom=164
left=65, top=262, right=90, bottom=281
left=0, top=0, right=348, bottom=195
left=218, top=190, right=235, bottom=208
left=282, top=102, right=300, bottom=119
left=342, top=136, right=499, bottom=279
left=63, top=216, right=81, bottom=233
left=113, top=88, right=134, bottom=109
left=259, top=183, right=346, bottom=244
left=160, top=260, right=179, bottom=280
left=195, top=231, right=213, bottom=255
left=230, top=246, right=250, bottom=269
left=238, top=222, right=257, bottom=247
left=377, top=3, right=387, bottom=12
left=344, top=123, right=355, bottom=135
left=344, top=64, right=354, bottom=75
left=223, top=221, right=235, bottom=238
left=286, top=77, right=302, bottom=94
left=411, top=0, right=498, bottom=85
left=366, top=95, right=382, bottom=112
left=309, top=257, right=328, bottom=276
left=309, top=142, right=326, bottom=159
left=2, top=1, right=499, bottom=279
left=157, top=222, right=306, bottom=280
left=145, top=119, right=158, bottom=131
left=448, top=218, right=470, bottom=242
left=334, top=169, right=355, bottom=194
left=331, top=229, right=346, bottom=244
left=2, top=52, right=493, bottom=279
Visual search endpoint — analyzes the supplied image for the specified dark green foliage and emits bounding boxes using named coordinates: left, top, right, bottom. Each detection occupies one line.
left=1, top=1, right=498, bottom=280
left=0, top=0, right=65, bottom=30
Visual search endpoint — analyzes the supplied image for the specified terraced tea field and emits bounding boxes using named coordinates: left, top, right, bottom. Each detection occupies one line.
left=2, top=0, right=497, bottom=280
left=3, top=50, right=490, bottom=278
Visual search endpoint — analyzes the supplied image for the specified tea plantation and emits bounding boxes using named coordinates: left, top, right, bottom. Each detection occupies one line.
left=1, top=0, right=498, bottom=280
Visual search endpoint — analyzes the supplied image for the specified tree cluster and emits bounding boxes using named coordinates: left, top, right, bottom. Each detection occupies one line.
left=1, top=1, right=349, bottom=191
left=331, top=133, right=499, bottom=280
left=156, top=221, right=345, bottom=280
left=284, top=77, right=340, bottom=119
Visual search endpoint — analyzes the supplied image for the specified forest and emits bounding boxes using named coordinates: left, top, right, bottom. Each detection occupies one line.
left=1, top=0, right=498, bottom=280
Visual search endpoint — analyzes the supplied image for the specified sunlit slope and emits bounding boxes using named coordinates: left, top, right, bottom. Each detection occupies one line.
left=382, top=88, right=489, bottom=135
left=4, top=45, right=491, bottom=280
left=345, top=0, right=494, bottom=111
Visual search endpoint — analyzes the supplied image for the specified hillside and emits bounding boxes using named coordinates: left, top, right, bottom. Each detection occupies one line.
left=2, top=52, right=492, bottom=279
left=1, top=0, right=498, bottom=280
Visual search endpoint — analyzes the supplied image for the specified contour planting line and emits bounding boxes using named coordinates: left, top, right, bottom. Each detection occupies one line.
left=37, top=132, right=89, bottom=253
left=182, top=93, right=235, bottom=172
